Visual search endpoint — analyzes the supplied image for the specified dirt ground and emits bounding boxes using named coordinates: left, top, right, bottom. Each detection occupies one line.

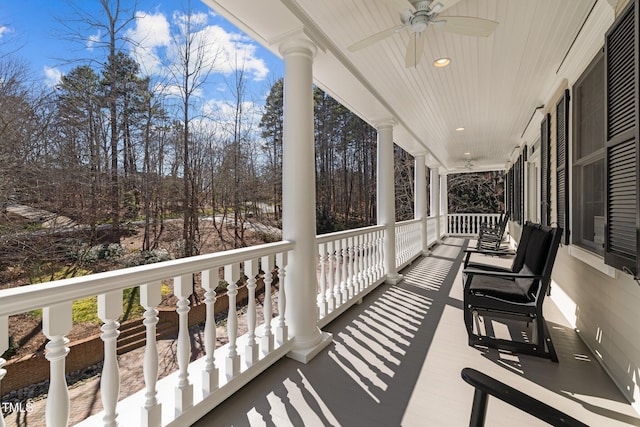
left=2, top=218, right=279, bottom=361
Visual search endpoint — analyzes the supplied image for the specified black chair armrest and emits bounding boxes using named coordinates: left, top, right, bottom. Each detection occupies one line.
left=461, top=368, right=588, bottom=426
left=464, top=247, right=515, bottom=257
left=464, top=262, right=512, bottom=273
left=479, top=224, right=500, bottom=233
left=463, top=268, right=541, bottom=280
left=464, top=247, right=515, bottom=267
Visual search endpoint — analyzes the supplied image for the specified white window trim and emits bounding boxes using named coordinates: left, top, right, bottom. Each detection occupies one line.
left=568, top=245, right=616, bottom=278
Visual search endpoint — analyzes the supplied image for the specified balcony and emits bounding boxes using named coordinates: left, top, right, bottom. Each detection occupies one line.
left=1, top=214, right=638, bottom=426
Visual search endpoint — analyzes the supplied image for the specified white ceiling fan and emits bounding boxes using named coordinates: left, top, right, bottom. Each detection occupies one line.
left=347, top=0, right=498, bottom=68
left=452, top=158, right=476, bottom=171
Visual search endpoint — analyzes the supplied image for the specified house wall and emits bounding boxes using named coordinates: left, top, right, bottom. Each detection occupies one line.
left=527, top=0, right=640, bottom=413
left=552, top=249, right=640, bottom=411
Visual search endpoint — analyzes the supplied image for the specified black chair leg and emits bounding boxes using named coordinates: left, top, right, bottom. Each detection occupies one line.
left=464, top=306, right=474, bottom=337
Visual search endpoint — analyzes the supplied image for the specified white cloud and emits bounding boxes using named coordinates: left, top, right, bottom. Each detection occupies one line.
left=126, top=11, right=171, bottom=75
left=200, top=25, right=269, bottom=81
left=173, top=11, right=209, bottom=32
left=43, top=66, right=62, bottom=88
left=129, top=10, right=269, bottom=82
left=86, top=30, right=101, bottom=50
left=0, top=26, right=11, bottom=39
left=207, top=98, right=263, bottom=137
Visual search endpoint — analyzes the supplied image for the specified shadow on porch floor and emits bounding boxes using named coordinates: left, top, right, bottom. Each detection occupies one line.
left=195, top=237, right=640, bottom=427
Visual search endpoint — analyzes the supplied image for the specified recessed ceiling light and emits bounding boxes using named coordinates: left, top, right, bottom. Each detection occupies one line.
left=464, top=152, right=471, bottom=156
left=456, top=127, right=465, bottom=131
left=434, top=57, right=451, bottom=68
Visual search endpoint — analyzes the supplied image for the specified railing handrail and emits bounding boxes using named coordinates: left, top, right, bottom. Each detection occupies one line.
left=315, top=224, right=385, bottom=244
left=0, top=240, right=295, bottom=318
left=461, top=368, right=588, bottom=427
left=448, top=213, right=501, bottom=217
left=395, top=218, right=422, bottom=226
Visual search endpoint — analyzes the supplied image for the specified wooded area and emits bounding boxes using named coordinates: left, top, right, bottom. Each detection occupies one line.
left=0, top=0, right=503, bottom=288
left=0, top=0, right=423, bottom=285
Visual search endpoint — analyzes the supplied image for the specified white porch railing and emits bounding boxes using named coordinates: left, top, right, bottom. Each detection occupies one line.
left=447, top=213, right=502, bottom=236
left=0, top=241, right=294, bottom=427
left=395, top=219, right=423, bottom=270
left=0, top=213, right=467, bottom=426
left=315, top=225, right=385, bottom=327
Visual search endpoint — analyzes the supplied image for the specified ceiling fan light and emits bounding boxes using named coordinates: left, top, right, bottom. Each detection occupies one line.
left=434, top=57, right=451, bottom=67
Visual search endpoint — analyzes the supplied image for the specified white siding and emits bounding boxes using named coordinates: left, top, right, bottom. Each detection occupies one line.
left=552, top=249, right=640, bottom=413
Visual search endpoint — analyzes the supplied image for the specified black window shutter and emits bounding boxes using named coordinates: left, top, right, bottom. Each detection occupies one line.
left=540, top=114, right=551, bottom=226
left=522, top=146, right=527, bottom=224
left=514, top=156, right=520, bottom=224
left=605, top=0, right=639, bottom=275
left=556, top=90, right=570, bottom=244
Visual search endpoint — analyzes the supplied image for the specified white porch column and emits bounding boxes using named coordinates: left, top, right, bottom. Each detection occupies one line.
left=414, top=154, right=429, bottom=255
left=376, top=120, right=402, bottom=284
left=431, top=168, right=441, bottom=242
left=440, top=173, right=449, bottom=238
left=280, top=36, right=331, bottom=363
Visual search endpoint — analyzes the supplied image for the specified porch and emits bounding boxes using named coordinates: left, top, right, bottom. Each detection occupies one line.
left=194, top=237, right=640, bottom=427
left=4, top=231, right=638, bottom=426
left=2, top=220, right=638, bottom=426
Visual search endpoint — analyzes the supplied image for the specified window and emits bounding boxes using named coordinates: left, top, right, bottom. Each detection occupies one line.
left=572, top=51, right=604, bottom=254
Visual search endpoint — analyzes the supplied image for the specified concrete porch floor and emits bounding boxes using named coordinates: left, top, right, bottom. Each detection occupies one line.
left=195, top=237, right=640, bottom=427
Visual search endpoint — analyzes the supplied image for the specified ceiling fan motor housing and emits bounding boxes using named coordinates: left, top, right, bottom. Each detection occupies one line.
left=408, top=0, right=443, bottom=33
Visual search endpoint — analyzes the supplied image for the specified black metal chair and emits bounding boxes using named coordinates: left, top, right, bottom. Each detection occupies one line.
left=463, top=222, right=562, bottom=362
left=476, top=211, right=510, bottom=251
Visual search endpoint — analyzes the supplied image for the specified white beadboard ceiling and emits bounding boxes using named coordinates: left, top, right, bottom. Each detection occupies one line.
left=203, top=0, right=607, bottom=172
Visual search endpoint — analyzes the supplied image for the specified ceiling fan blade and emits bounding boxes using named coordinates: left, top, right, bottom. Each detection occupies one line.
left=405, top=32, right=425, bottom=68
left=380, top=0, right=414, bottom=11
left=348, top=24, right=406, bottom=52
left=431, top=0, right=462, bottom=13
left=435, top=16, right=498, bottom=37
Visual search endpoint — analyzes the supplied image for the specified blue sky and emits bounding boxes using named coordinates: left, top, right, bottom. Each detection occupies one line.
left=0, top=0, right=284, bottom=124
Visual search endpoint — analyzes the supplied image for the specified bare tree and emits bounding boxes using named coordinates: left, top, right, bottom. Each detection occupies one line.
left=167, top=1, right=220, bottom=257
left=222, top=58, right=259, bottom=247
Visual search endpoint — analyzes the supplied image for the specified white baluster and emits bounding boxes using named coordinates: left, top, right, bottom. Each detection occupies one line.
left=244, top=259, right=259, bottom=366
left=275, top=251, right=288, bottom=344
left=352, top=235, right=361, bottom=293
left=43, top=302, right=72, bottom=427
left=174, top=274, right=193, bottom=413
left=224, top=264, right=240, bottom=377
left=201, top=269, right=219, bottom=395
left=0, top=316, right=7, bottom=427
left=347, top=236, right=355, bottom=297
left=358, top=234, right=365, bottom=291
left=98, top=290, right=122, bottom=427
left=333, top=239, right=342, bottom=307
left=364, top=233, right=372, bottom=286
left=140, top=282, right=162, bottom=426
left=341, top=238, right=349, bottom=301
left=326, top=241, right=336, bottom=311
left=376, top=231, right=382, bottom=278
left=261, top=254, right=274, bottom=354
left=369, top=232, right=376, bottom=280
left=398, top=228, right=403, bottom=265
left=318, top=243, right=328, bottom=317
